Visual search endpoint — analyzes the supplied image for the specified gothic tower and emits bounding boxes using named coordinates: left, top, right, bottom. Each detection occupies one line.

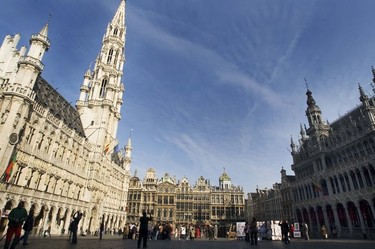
left=76, top=0, right=126, bottom=154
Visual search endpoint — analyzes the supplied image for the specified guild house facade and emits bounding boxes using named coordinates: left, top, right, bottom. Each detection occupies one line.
left=0, top=0, right=132, bottom=236
left=126, top=168, right=245, bottom=237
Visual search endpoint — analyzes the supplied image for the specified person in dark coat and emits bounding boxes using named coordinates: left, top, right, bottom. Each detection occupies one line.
left=137, top=211, right=152, bottom=249
left=19, top=209, right=34, bottom=245
left=249, top=217, right=258, bottom=245
left=70, top=211, right=83, bottom=244
left=279, top=220, right=290, bottom=244
left=99, top=221, right=104, bottom=240
left=3, top=201, right=28, bottom=249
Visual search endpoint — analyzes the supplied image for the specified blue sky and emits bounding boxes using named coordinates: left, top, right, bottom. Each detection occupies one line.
left=2, top=0, right=375, bottom=193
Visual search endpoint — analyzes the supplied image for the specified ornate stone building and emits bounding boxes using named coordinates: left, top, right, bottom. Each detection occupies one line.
left=290, top=74, right=375, bottom=239
left=127, top=168, right=245, bottom=237
left=0, top=0, right=131, bottom=236
left=246, top=184, right=283, bottom=223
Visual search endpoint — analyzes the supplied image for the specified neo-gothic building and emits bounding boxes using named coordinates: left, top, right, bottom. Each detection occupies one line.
left=0, top=0, right=131, bottom=236
left=289, top=73, right=375, bottom=239
left=127, top=169, right=245, bottom=237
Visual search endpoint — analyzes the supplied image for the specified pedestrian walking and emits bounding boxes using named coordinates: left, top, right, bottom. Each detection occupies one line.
left=301, top=223, right=309, bottom=240
left=279, top=219, right=290, bottom=244
left=190, top=225, right=195, bottom=241
left=19, top=209, right=34, bottom=246
left=99, top=221, right=104, bottom=240
left=137, top=210, right=152, bottom=249
left=3, top=201, right=28, bottom=249
left=250, top=217, right=258, bottom=245
left=321, top=224, right=328, bottom=239
left=70, top=211, right=83, bottom=244
left=43, top=222, right=51, bottom=238
left=244, top=222, right=250, bottom=243
left=122, top=224, right=129, bottom=239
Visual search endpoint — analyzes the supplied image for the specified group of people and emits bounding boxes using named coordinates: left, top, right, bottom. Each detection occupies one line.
left=244, top=217, right=259, bottom=245
left=1, top=201, right=84, bottom=249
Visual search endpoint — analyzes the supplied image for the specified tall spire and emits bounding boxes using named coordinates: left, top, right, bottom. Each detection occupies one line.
left=76, top=0, right=127, bottom=152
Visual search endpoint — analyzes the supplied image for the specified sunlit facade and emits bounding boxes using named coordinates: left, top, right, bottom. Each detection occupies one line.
left=0, top=0, right=131, bottom=237
left=126, top=169, right=245, bottom=237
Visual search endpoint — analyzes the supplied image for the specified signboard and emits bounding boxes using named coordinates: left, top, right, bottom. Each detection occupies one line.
left=294, top=231, right=301, bottom=238
left=236, top=222, right=246, bottom=237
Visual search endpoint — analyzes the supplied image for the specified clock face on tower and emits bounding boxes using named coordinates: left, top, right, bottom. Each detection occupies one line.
left=9, top=133, right=18, bottom=145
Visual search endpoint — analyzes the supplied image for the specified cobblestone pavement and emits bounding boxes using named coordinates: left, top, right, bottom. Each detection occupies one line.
left=1, top=236, right=374, bottom=249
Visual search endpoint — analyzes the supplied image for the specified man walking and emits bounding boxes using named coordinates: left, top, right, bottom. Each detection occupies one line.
left=3, top=201, right=28, bottom=249
left=249, top=217, right=258, bottom=245
left=19, top=209, right=34, bottom=245
left=70, top=211, right=83, bottom=244
left=138, top=211, right=152, bottom=249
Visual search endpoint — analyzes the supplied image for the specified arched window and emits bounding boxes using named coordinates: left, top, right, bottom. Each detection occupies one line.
left=99, top=78, right=108, bottom=98
left=363, top=167, right=373, bottom=187
left=303, top=208, right=310, bottom=225
left=337, top=203, right=348, bottom=227
left=359, top=200, right=374, bottom=227
left=339, top=174, right=346, bottom=192
left=355, top=169, right=364, bottom=188
left=347, top=202, right=360, bottom=227
left=344, top=172, right=351, bottom=191
left=326, top=205, right=335, bottom=224
left=113, top=28, right=118, bottom=36
left=350, top=170, right=359, bottom=190
left=309, top=207, right=318, bottom=227
left=334, top=176, right=340, bottom=193
left=321, top=179, right=329, bottom=196
left=330, top=177, right=336, bottom=194
left=107, top=48, right=114, bottom=64
left=296, top=209, right=302, bottom=223
left=317, top=206, right=325, bottom=226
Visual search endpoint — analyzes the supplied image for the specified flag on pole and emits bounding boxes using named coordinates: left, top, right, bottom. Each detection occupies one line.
left=1, top=152, right=17, bottom=182
left=104, top=143, right=110, bottom=154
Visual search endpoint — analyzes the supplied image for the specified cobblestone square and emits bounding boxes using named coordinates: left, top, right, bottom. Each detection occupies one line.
left=1, top=236, right=374, bottom=249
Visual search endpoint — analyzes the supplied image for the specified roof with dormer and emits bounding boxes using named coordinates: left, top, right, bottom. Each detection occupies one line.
left=33, top=75, right=85, bottom=137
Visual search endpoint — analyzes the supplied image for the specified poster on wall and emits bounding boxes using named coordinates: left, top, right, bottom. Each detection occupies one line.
left=236, top=222, right=246, bottom=238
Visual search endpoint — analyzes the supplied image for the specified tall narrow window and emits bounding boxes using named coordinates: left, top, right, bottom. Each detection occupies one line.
left=99, top=78, right=108, bottom=98
left=107, top=48, right=113, bottom=64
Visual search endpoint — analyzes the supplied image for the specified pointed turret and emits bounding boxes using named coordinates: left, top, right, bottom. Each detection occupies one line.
left=76, top=0, right=127, bottom=153
left=303, top=80, right=330, bottom=137
left=27, top=23, right=51, bottom=61
left=123, top=129, right=132, bottom=170
left=290, top=136, right=296, bottom=153
left=300, top=123, right=306, bottom=140
left=359, top=83, right=369, bottom=106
